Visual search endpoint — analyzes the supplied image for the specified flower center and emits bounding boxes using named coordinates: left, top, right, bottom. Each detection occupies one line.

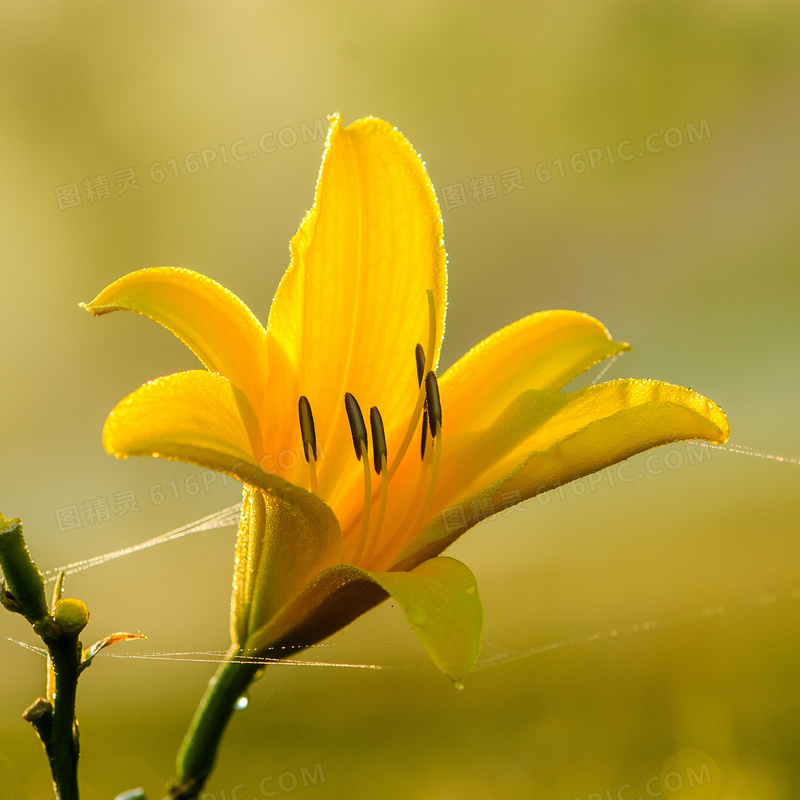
left=296, top=292, right=443, bottom=568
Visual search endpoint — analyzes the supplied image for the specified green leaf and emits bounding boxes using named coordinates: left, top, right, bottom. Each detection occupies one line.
left=371, top=557, right=482, bottom=684
left=247, top=557, right=482, bottom=684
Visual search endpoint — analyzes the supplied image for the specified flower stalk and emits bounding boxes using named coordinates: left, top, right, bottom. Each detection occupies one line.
left=168, top=647, right=262, bottom=799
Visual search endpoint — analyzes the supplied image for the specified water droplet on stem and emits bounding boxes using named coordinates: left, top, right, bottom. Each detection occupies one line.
left=235, top=695, right=249, bottom=711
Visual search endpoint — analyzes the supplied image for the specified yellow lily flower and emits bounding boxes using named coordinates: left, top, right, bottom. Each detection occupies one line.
left=83, top=114, right=729, bottom=686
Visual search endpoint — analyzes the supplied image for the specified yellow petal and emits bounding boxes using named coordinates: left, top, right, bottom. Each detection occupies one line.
left=439, top=310, right=630, bottom=435
left=105, top=369, right=318, bottom=514
left=83, top=267, right=273, bottom=430
left=232, top=485, right=342, bottom=648
left=267, top=115, right=447, bottom=502
left=394, top=380, right=729, bottom=568
left=441, top=379, right=728, bottom=504
left=246, top=557, right=481, bottom=683
left=104, top=369, right=261, bottom=475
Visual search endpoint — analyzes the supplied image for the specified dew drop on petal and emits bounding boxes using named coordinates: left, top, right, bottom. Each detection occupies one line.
left=453, top=681, right=464, bottom=691
left=235, top=695, right=249, bottom=711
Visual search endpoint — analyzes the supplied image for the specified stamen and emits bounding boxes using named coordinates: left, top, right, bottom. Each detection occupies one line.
left=387, top=290, right=438, bottom=480
left=298, top=395, right=318, bottom=493
left=298, top=396, right=318, bottom=462
left=344, top=393, right=368, bottom=460
left=363, top=406, right=390, bottom=565
left=369, top=407, right=388, bottom=475
left=415, top=343, right=426, bottom=386
left=346, top=393, right=372, bottom=565
left=424, top=371, right=442, bottom=437
left=415, top=344, right=429, bottom=461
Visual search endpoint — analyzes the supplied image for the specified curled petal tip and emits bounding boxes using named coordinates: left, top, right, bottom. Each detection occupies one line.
left=79, top=299, right=103, bottom=316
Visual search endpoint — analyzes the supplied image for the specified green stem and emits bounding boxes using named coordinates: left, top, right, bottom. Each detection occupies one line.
left=46, top=634, right=81, bottom=800
left=169, top=647, right=260, bottom=799
left=2, top=518, right=82, bottom=800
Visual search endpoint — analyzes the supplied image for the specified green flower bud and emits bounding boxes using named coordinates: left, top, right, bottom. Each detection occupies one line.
left=53, top=598, right=90, bottom=634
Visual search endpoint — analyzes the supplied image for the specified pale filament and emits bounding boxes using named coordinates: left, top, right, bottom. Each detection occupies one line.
left=361, top=453, right=389, bottom=566
left=349, top=440, right=372, bottom=565
left=308, top=457, right=318, bottom=494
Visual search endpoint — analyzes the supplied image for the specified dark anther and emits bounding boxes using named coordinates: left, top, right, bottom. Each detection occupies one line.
left=424, top=372, right=442, bottom=437
left=298, top=396, right=317, bottom=463
left=344, top=392, right=368, bottom=460
left=369, top=407, right=388, bottom=475
left=420, top=410, right=429, bottom=460
left=415, top=343, right=426, bottom=387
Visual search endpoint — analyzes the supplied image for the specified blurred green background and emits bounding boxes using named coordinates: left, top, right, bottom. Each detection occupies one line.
left=2, top=2, right=800, bottom=798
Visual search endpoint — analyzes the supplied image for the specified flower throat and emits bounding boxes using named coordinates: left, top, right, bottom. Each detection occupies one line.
left=296, top=290, right=442, bottom=567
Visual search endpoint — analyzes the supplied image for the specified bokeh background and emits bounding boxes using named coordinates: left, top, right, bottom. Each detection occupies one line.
left=2, top=2, right=800, bottom=798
